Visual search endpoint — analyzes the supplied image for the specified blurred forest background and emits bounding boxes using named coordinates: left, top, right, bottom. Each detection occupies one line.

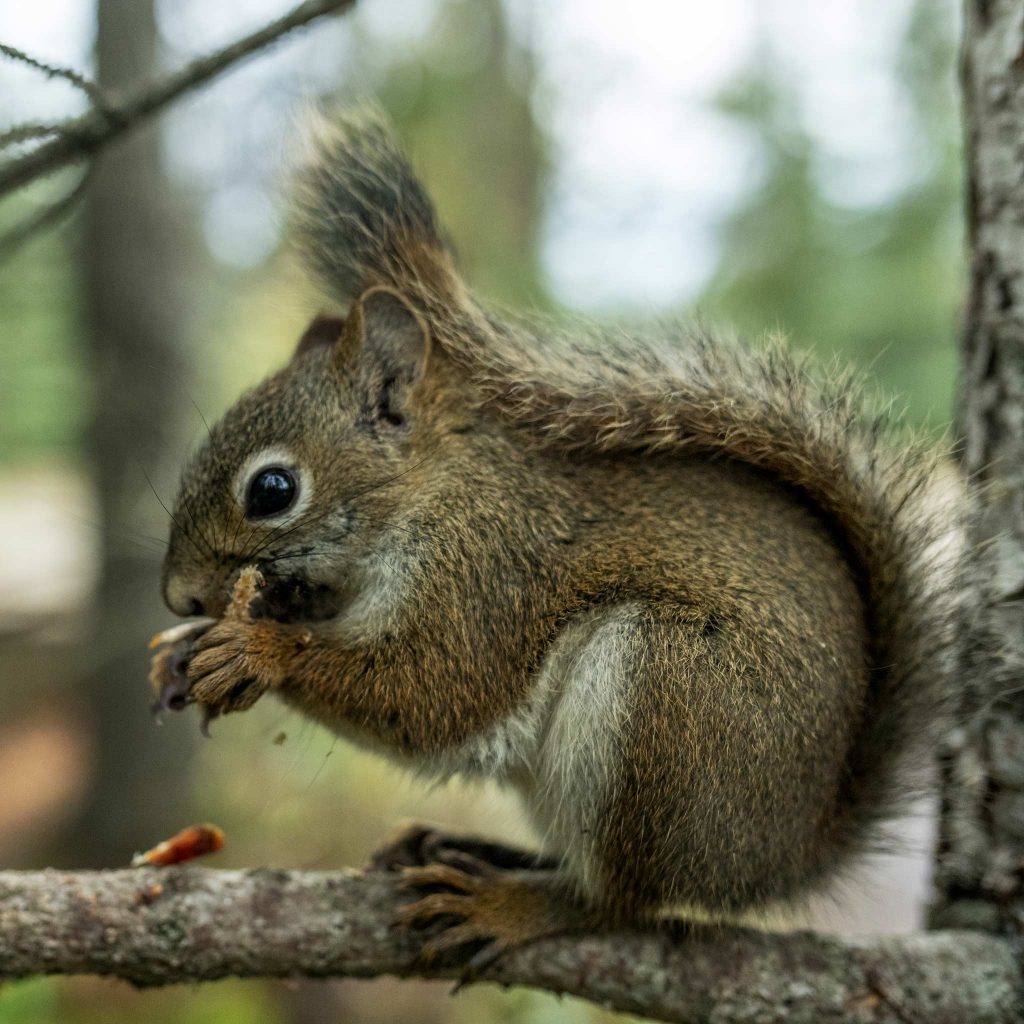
left=0, top=0, right=963, bottom=1022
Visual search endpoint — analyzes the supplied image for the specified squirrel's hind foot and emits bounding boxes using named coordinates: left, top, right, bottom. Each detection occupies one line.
left=394, top=859, right=589, bottom=980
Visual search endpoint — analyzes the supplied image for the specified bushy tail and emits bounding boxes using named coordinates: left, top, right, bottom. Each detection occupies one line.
left=292, top=107, right=960, bottom=842
left=473, top=321, right=960, bottom=842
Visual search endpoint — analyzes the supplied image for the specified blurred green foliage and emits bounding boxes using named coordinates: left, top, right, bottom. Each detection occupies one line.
left=375, top=0, right=548, bottom=309
left=0, top=181, right=86, bottom=461
left=0, top=0, right=962, bottom=471
left=701, top=0, right=962, bottom=428
left=0, top=977, right=285, bottom=1024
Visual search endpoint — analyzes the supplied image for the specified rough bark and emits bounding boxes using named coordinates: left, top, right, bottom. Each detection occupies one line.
left=932, top=0, right=1024, bottom=933
left=0, top=868, right=1019, bottom=1024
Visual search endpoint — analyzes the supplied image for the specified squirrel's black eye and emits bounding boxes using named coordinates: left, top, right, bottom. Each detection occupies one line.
left=246, top=467, right=297, bottom=519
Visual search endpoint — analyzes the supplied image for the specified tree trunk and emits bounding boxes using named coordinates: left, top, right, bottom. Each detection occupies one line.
left=932, top=0, right=1024, bottom=932
left=55, top=0, right=195, bottom=867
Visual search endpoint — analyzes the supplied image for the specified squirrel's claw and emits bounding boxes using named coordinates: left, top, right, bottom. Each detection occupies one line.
left=393, top=862, right=511, bottom=973
left=394, top=862, right=577, bottom=978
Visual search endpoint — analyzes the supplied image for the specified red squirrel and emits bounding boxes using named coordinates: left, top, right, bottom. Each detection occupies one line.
left=158, top=109, right=957, bottom=961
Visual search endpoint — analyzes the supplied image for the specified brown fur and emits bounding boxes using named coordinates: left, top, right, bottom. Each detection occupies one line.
left=163, top=109, right=959, bottom=939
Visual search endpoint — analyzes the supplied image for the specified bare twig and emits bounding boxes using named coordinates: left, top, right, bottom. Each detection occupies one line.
left=0, top=41, right=108, bottom=107
left=0, top=868, right=1019, bottom=1024
left=0, top=122, right=59, bottom=150
left=0, top=0, right=356, bottom=200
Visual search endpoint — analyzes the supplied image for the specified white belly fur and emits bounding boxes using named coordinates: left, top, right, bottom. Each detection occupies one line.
left=425, top=602, right=642, bottom=898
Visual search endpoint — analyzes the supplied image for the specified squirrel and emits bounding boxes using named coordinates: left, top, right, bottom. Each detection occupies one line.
left=160, top=108, right=957, bottom=961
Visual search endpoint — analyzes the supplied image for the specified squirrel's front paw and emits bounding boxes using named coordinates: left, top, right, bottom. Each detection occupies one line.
left=187, top=618, right=297, bottom=715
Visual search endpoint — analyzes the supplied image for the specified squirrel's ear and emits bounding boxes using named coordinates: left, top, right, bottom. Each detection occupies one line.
left=293, top=313, right=345, bottom=360
left=348, top=286, right=430, bottom=425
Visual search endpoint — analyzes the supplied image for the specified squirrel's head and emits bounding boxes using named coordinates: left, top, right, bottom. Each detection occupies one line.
left=162, top=286, right=452, bottom=620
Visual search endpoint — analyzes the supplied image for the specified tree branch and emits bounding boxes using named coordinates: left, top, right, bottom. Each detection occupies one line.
left=0, top=42, right=108, bottom=107
left=0, top=868, right=1019, bottom=1024
left=0, top=0, right=356, bottom=201
left=0, top=122, right=59, bottom=150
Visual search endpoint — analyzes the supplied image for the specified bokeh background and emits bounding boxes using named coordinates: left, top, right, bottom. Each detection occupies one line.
left=0, top=0, right=963, bottom=1021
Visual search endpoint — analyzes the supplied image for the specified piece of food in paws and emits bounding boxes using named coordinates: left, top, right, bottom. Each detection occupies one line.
left=130, top=823, right=225, bottom=867
left=225, top=564, right=265, bottom=618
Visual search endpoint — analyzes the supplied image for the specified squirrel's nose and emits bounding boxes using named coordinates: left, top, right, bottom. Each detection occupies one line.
left=162, top=575, right=200, bottom=617
left=163, top=572, right=228, bottom=618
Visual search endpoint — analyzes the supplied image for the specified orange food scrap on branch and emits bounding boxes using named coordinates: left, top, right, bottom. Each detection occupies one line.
left=130, top=824, right=225, bottom=867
